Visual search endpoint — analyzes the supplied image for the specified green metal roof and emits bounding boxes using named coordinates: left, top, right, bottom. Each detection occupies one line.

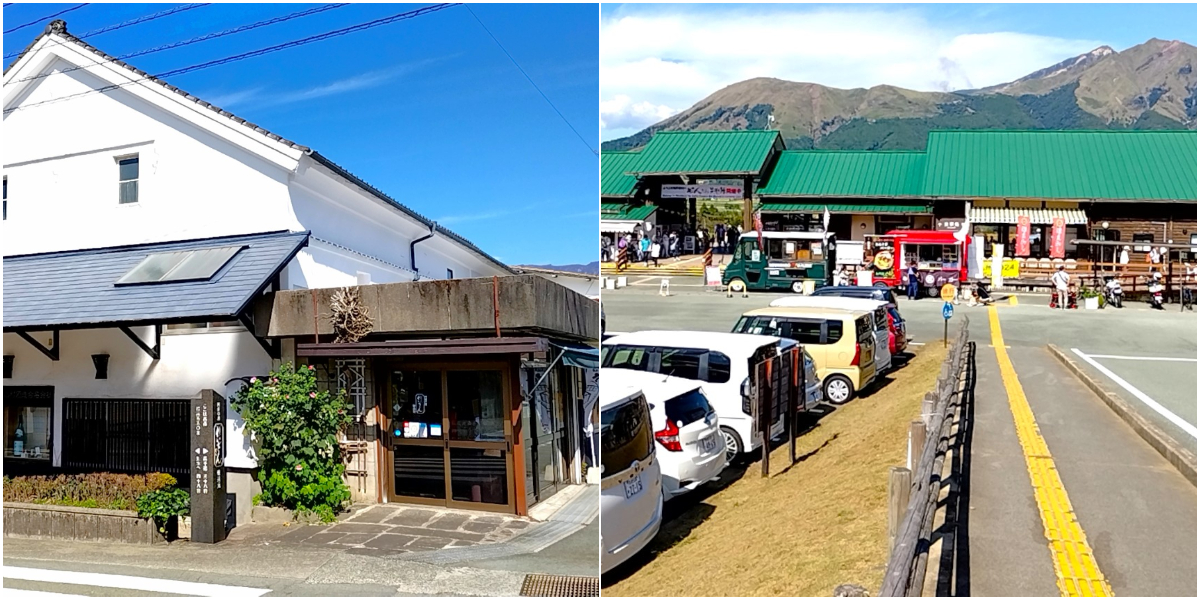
left=760, top=202, right=931, bottom=214
left=629, top=130, right=783, bottom=176
left=601, top=151, right=642, bottom=197
left=923, top=130, right=1198, bottom=201
left=601, top=203, right=656, bottom=221
left=757, top=151, right=926, bottom=197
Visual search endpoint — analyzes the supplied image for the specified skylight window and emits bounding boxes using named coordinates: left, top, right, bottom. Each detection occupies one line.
left=115, top=246, right=244, bottom=285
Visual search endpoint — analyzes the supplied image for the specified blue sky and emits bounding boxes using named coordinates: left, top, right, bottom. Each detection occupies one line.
left=602, top=2, right=1197, bottom=140
left=4, top=3, right=599, bottom=267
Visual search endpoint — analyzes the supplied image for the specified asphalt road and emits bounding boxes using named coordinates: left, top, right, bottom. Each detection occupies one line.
left=601, top=279, right=1197, bottom=596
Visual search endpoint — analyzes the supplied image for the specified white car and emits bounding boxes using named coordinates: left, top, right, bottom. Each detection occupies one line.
left=770, top=295, right=892, bottom=376
left=600, top=382, right=662, bottom=574
left=602, top=330, right=798, bottom=463
left=603, top=370, right=726, bottom=499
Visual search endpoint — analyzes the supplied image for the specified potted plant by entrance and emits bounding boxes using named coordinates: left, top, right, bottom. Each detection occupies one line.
left=1079, top=286, right=1103, bottom=310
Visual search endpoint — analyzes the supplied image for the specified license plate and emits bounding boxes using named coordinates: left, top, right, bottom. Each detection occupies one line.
left=623, top=474, right=643, bottom=499
left=700, top=435, right=718, bottom=454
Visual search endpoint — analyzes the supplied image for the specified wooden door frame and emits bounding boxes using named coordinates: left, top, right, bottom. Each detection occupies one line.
left=379, top=358, right=519, bottom=514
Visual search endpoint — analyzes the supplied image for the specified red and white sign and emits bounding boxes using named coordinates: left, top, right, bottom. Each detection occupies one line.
left=1050, top=217, right=1066, bottom=259
left=661, top=184, right=743, bottom=198
left=754, top=210, right=764, bottom=251
left=1015, top=215, right=1031, bottom=257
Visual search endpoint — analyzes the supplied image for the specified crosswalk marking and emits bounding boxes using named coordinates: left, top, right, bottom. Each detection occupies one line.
left=4, top=567, right=271, bottom=597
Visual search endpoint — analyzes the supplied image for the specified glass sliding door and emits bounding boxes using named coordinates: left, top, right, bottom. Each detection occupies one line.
left=385, top=363, right=515, bottom=513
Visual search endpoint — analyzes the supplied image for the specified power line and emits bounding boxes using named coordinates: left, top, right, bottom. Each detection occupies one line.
left=6, top=4, right=349, bottom=85
left=4, top=3, right=88, bottom=35
left=5, top=4, right=459, bottom=114
left=5, top=3, right=211, bottom=60
left=463, top=5, right=597, bottom=156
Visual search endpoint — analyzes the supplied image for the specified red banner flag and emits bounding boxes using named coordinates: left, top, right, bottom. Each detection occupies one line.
left=1015, top=215, right=1031, bottom=257
left=754, top=210, right=764, bottom=252
left=1050, top=217, right=1066, bottom=259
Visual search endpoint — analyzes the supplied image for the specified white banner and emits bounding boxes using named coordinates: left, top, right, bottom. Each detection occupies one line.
left=661, top=184, right=743, bottom=198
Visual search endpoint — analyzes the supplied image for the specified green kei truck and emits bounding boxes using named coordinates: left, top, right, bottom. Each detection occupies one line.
left=723, top=231, right=837, bottom=293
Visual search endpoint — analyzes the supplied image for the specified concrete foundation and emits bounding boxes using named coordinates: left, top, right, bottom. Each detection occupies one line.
left=3, top=502, right=167, bottom=544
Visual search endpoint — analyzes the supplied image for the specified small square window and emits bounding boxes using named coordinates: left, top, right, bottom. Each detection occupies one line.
left=118, top=156, right=139, bottom=204
left=446, top=269, right=454, bottom=280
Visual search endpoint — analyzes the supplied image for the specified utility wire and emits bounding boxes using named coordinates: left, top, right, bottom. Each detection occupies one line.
left=6, top=4, right=349, bottom=85
left=5, top=4, right=458, bottom=114
left=463, top=5, right=597, bottom=156
left=5, top=3, right=211, bottom=60
left=4, top=3, right=88, bottom=34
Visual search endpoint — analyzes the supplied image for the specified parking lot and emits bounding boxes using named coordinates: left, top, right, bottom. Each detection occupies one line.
left=602, top=279, right=1197, bottom=596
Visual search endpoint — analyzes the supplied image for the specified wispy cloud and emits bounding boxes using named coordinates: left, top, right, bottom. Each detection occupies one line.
left=437, top=203, right=544, bottom=225
left=203, top=57, right=451, bottom=111
left=601, top=6, right=1107, bottom=139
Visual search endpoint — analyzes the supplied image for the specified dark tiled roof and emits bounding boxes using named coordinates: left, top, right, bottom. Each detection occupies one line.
left=3, top=230, right=310, bottom=330
left=6, top=20, right=512, bottom=274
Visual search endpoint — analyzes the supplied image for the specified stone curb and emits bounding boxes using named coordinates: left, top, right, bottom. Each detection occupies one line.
left=1047, top=344, right=1197, bottom=486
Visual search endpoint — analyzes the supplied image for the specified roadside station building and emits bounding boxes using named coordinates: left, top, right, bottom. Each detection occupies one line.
left=602, top=128, right=1197, bottom=271
left=3, top=20, right=595, bottom=523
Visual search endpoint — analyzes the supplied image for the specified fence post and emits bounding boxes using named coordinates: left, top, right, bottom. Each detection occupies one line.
left=921, top=391, right=937, bottom=430
left=907, top=419, right=926, bottom=473
left=887, top=466, right=913, bottom=557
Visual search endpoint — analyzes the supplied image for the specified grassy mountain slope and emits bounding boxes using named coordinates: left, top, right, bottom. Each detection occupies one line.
left=602, top=38, right=1196, bottom=152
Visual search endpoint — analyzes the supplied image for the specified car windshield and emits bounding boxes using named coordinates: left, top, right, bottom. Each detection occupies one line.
left=664, top=388, right=712, bottom=427
left=600, top=395, right=653, bottom=476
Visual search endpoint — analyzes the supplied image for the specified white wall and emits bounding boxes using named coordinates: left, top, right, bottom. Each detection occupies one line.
left=3, top=327, right=271, bottom=469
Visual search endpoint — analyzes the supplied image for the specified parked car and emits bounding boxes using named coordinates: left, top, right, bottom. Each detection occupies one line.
left=733, top=307, right=877, bottom=404
left=600, top=382, right=662, bottom=574
left=602, top=370, right=725, bottom=499
left=601, top=331, right=795, bottom=462
left=810, top=285, right=907, bottom=353
left=769, top=296, right=893, bottom=372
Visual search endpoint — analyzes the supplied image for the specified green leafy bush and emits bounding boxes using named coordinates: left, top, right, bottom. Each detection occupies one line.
left=231, top=362, right=353, bottom=522
left=136, top=488, right=191, bottom=535
left=3, top=472, right=177, bottom=511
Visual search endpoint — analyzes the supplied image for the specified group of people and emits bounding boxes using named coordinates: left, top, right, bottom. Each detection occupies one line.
left=601, top=230, right=686, bottom=267
left=711, top=223, right=742, bottom=254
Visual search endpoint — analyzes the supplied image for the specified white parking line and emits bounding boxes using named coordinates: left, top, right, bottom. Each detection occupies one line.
left=1, top=590, right=87, bottom=598
left=1071, top=348, right=1199, bottom=440
left=1082, top=354, right=1197, bottom=362
left=3, top=567, right=271, bottom=597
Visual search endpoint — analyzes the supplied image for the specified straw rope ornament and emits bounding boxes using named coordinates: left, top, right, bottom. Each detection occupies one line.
left=329, top=286, right=373, bottom=343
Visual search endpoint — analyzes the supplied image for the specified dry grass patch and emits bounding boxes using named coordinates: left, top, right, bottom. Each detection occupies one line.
left=603, top=344, right=948, bottom=597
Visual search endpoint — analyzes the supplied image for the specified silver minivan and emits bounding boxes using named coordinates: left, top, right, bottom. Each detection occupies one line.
left=600, top=383, right=663, bottom=574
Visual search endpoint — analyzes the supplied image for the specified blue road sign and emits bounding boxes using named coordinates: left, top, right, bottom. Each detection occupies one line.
left=943, top=302, right=954, bottom=320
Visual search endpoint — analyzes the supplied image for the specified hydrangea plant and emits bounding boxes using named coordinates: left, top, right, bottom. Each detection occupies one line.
left=231, top=363, right=353, bottom=522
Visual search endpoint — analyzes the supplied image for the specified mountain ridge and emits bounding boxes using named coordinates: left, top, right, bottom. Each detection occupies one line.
left=602, top=38, right=1196, bottom=152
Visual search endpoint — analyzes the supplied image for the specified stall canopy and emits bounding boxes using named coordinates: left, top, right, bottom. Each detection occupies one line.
left=969, top=207, right=1088, bottom=225
left=552, top=340, right=599, bottom=370
left=600, top=203, right=657, bottom=234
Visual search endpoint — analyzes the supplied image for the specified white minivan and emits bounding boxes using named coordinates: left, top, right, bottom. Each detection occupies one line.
left=770, top=295, right=892, bottom=374
left=602, top=331, right=816, bottom=463
left=600, top=383, right=662, bottom=574
left=602, top=370, right=726, bottom=499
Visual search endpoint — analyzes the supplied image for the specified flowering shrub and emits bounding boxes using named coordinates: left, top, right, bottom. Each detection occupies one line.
left=3, top=472, right=177, bottom=511
left=231, top=362, right=353, bottom=522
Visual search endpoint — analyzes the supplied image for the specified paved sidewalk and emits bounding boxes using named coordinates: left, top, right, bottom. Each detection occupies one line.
left=228, top=505, right=530, bottom=555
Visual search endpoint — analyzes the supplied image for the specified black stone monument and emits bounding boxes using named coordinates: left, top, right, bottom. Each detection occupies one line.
left=191, top=389, right=227, bottom=544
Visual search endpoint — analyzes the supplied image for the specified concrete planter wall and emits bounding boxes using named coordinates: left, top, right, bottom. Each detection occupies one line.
left=3, top=502, right=170, bottom=544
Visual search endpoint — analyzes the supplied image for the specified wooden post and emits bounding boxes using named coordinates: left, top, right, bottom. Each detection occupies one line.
left=908, top=419, right=927, bottom=473
left=790, top=347, right=800, bottom=466
left=760, top=360, right=772, bottom=478
left=887, top=466, right=913, bottom=555
left=922, top=391, right=937, bottom=431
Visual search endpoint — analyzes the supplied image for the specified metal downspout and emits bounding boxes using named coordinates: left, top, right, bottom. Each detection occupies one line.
left=410, top=223, right=436, bottom=280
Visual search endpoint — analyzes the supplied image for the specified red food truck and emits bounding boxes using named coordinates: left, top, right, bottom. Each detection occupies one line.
left=863, top=229, right=971, bottom=297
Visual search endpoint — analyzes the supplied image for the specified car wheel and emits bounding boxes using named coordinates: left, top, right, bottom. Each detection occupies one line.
left=824, top=375, right=854, bottom=404
left=791, top=281, right=805, bottom=294
left=729, top=278, right=746, bottom=293
left=873, top=281, right=890, bottom=289
left=720, top=426, right=743, bottom=462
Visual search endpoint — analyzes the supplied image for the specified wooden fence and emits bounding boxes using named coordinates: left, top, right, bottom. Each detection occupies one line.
left=879, top=320, right=974, bottom=597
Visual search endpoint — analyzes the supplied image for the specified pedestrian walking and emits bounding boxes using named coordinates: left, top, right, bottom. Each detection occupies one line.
left=1149, top=246, right=1162, bottom=264
left=1119, top=245, right=1130, bottom=265
left=640, top=235, right=651, bottom=266
left=906, top=261, right=919, bottom=300
left=1051, top=265, right=1070, bottom=310
left=716, top=223, right=726, bottom=254
left=650, top=239, right=661, bottom=267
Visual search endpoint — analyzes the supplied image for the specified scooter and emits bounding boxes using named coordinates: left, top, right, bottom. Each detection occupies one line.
left=1103, top=277, right=1123, bottom=308
left=1149, top=281, right=1165, bottom=310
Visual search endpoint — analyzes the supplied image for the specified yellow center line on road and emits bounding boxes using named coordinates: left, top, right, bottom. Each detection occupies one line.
left=987, top=306, right=1114, bottom=597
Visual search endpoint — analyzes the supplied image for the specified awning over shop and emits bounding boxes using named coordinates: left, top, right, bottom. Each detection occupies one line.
left=551, top=340, right=599, bottom=369
left=3, top=230, right=309, bottom=331
left=601, top=220, right=644, bottom=234
left=760, top=202, right=932, bottom=214
left=968, top=207, right=1088, bottom=225
left=297, top=337, right=549, bottom=357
